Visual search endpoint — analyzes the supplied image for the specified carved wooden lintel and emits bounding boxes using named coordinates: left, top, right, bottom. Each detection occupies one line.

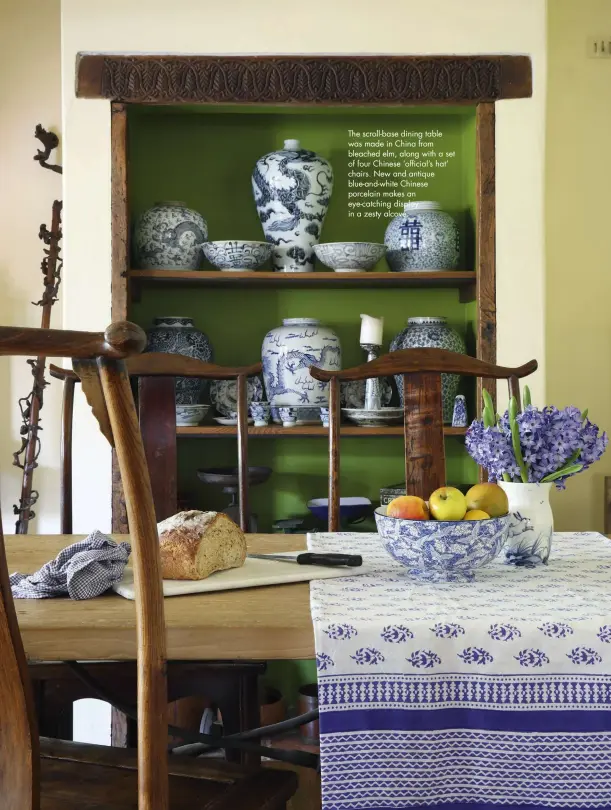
left=76, top=54, right=532, bottom=104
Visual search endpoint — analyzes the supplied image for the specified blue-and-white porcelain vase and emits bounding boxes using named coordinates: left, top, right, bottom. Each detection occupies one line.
left=384, top=201, right=459, bottom=271
left=145, top=316, right=213, bottom=405
left=262, top=318, right=341, bottom=407
left=390, top=317, right=465, bottom=423
left=252, top=139, right=333, bottom=273
left=499, top=482, right=553, bottom=566
left=133, top=201, right=208, bottom=270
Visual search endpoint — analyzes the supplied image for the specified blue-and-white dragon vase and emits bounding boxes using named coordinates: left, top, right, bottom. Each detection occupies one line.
left=133, top=201, right=208, bottom=270
left=390, top=317, right=465, bottom=423
left=384, top=201, right=459, bottom=272
left=145, top=316, right=213, bottom=405
left=499, top=482, right=553, bottom=566
left=262, top=318, right=341, bottom=407
left=252, top=139, right=333, bottom=273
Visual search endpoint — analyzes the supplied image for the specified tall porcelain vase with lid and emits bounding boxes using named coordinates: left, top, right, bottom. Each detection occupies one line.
left=261, top=318, right=341, bottom=407
left=252, top=139, right=333, bottom=273
left=498, top=482, right=553, bottom=565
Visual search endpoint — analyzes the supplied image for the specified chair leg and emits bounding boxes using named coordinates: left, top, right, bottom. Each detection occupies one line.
left=216, top=671, right=261, bottom=767
left=111, top=707, right=137, bottom=747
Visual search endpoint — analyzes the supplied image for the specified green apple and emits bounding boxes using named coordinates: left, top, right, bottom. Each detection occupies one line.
left=429, top=486, right=467, bottom=521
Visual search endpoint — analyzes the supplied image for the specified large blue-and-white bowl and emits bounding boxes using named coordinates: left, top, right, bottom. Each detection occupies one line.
left=202, top=240, right=272, bottom=271
left=314, top=242, right=386, bottom=272
left=374, top=506, right=510, bottom=582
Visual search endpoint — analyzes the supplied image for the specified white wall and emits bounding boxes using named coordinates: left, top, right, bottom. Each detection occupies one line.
left=61, top=0, right=547, bottom=532
left=0, top=0, right=62, bottom=534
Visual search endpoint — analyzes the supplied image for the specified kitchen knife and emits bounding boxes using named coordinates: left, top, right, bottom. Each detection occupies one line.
left=248, top=552, right=362, bottom=567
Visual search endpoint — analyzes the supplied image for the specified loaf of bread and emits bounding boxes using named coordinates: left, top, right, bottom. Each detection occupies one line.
left=157, top=510, right=247, bottom=580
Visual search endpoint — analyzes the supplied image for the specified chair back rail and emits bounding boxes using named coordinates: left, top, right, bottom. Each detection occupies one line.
left=49, top=357, right=263, bottom=533
left=310, top=348, right=538, bottom=531
left=0, top=322, right=168, bottom=810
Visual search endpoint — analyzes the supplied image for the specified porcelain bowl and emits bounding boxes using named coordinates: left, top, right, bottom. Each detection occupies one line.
left=201, top=240, right=272, bottom=271
left=374, top=506, right=511, bottom=582
left=175, top=404, right=209, bottom=426
left=314, top=242, right=386, bottom=272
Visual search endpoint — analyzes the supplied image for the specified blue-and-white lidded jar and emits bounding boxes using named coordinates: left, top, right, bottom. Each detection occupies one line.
left=252, top=139, right=333, bottom=273
left=133, top=201, right=208, bottom=270
left=262, top=318, right=341, bottom=407
left=384, top=201, right=459, bottom=272
left=390, top=316, right=465, bottom=424
left=145, top=316, right=213, bottom=405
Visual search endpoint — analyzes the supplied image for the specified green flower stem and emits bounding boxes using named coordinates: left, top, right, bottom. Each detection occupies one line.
left=509, top=396, right=529, bottom=483
left=541, top=464, right=583, bottom=483
left=523, top=385, right=532, bottom=408
left=482, top=389, right=496, bottom=429
left=581, top=408, right=589, bottom=423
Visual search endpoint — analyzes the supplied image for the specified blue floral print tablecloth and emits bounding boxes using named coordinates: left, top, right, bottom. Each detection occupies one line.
left=308, top=531, right=611, bottom=810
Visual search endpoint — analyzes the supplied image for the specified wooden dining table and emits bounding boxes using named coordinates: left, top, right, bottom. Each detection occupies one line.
left=8, top=534, right=315, bottom=662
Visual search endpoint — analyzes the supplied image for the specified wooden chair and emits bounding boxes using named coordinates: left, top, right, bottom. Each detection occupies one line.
left=310, top=347, right=538, bottom=531
left=42, top=359, right=264, bottom=753
left=0, top=321, right=297, bottom=810
left=51, top=354, right=262, bottom=532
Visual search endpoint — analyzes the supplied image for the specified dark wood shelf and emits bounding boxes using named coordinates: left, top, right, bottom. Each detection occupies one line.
left=130, top=269, right=476, bottom=299
left=177, top=425, right=467, bottom=438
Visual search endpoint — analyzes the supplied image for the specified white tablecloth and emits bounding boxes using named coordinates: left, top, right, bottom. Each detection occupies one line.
left=308, top=531, right=611, bottom=810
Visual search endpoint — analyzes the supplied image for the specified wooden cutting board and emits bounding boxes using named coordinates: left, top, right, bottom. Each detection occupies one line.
left=112, top=551, right=371, bottom=600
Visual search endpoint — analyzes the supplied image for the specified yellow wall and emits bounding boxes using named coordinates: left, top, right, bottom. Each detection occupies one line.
left=546, top=0, right=611, bottom=532
left=0, top=0, right=62, bottom=533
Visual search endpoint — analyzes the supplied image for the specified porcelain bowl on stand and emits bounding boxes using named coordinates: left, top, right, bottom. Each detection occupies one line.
left=314, top=242, right=386, bottom=272
left=201, top=240, right=272, bottom=271
left=374, top=506, right=511, bottom=582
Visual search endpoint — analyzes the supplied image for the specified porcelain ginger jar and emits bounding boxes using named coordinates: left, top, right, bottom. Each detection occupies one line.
left=262, top=318, right=341, bottom=407
left=133, top=201, right=208, bottom=270
left=384, top=201, right=459, bottom=271
left=390, top=316, right=465, bottom=423
left=145, top=316, right=213, bottom=405
left=252, top=139, right=333, bottom=273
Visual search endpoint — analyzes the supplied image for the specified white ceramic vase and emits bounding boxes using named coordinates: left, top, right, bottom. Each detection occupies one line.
left=252, top=139, right=333, bottom=273
left=499, top=482, right=553, bottom=565
left=261, top=318, right=341, bottom=407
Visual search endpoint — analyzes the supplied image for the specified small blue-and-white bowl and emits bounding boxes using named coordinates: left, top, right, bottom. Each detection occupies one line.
left=314, top=242, right=386, bottom=272
left=201, top=240, right=272, bottom=271
left=374, top=506, right=511, bottom=582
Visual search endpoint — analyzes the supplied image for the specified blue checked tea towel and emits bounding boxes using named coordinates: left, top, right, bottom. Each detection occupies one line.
left=10, top=531, right=131, bottom=600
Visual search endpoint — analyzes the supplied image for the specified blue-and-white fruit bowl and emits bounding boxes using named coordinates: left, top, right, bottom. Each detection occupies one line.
left=201, top=240, right=272, bottom=271
left=313, top=242, right=386, bottom=272
left=374, top=506, right=511, bottom=582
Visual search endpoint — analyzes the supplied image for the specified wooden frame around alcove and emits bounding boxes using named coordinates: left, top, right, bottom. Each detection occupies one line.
left=75, top=52, right=532, bottom=532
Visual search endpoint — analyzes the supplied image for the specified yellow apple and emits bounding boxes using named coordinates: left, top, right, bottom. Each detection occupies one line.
left=429, top=486, right=467, bottom=521
left=464, top=509, right=490, bottom=521
left=465, top=483, right=509, bottom=518
left=387, top=495, right=430, bottom=521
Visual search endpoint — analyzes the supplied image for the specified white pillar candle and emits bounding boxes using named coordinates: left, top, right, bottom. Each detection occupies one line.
left=360, top=314, right=384, bottom=345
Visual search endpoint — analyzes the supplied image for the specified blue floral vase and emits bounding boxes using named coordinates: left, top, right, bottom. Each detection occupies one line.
left=252, top=140, right=333, bottom=273
left=262, top=318, right=341, bottom=407
left=384, top=201, right=459, bottom=271
left=390, top=317, right=465, bottom=423
left=145, top=316, right=213, bottom=405
left=133, top=201, right=208, bottom=270
left=499, top=482, right=553, bottom=565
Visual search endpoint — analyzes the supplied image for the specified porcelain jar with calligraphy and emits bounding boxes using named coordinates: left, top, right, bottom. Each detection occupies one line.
left=252, top=140, right=333, bottom=273
left=261, top=318, right=341, bottom=407
left=133, top=201, right=208, bottom=270
left=384, top=201, right=459, bottom=271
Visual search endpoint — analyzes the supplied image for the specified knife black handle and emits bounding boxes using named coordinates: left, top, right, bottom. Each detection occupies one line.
left=296, top=553, right=363, bottom=567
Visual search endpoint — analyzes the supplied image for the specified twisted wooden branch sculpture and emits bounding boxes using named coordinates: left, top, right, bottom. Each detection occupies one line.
left=13, top=130, right=63, bottom=533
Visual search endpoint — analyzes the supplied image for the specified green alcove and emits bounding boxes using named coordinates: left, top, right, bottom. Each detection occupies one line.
left=127, top=104, right=479, bottom=704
